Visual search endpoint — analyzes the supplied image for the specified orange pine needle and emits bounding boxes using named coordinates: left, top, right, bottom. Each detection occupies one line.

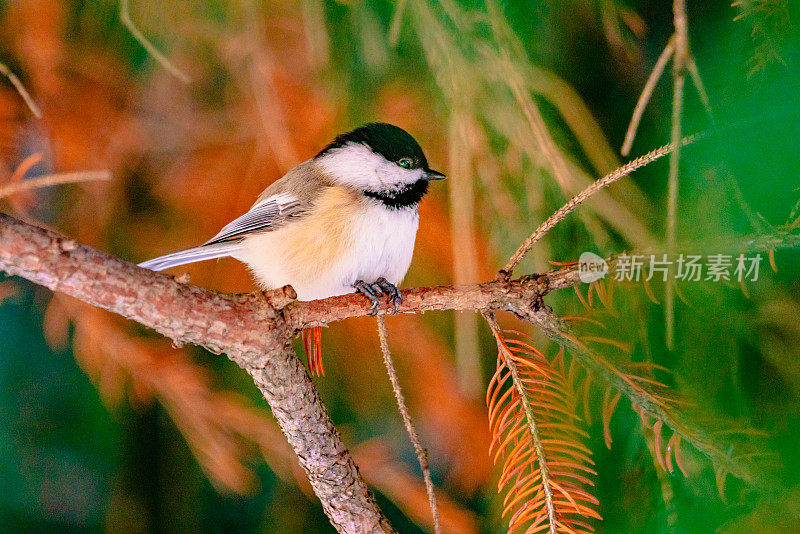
left=10, top=152, right=43, bottom=183
left=592, top=280, right=612, bottom=311
left=574, top=285, right=591, bottom=311
left=551, top=480, right=582, bottom=515
left=642, top=276, right=660, bottom=304
left=587, top=281, right=596, bottom=308
left=602, top=389, right=621, bottom=449
left=561, top=316, right=606, bottom=328
left=581, top=336, right=632, bottom=354
left=673, top=281, right=691, bottom=306
left=653, top=420, right=666, bottom=471
left=672, top=435, right=689, bottom=477
left=626, top=374, right=669, bottom=388
left=665, top=432, right=677, bottom=474
left=627, top=361, right=671, bottom=374
left=769, top=249, right=777, bottom=272
left=581, top=383, right=593, bottom=426
left=738, top=277, right=751, bottom=299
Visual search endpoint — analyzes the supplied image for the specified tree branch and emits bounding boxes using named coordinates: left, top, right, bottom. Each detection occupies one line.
left=0, top=213, right=392, bottom=534
left=621, top=35, right=675, bottom=157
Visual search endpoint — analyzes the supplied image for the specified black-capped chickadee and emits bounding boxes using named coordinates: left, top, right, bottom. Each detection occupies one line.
left=139, top=123, right=444, bottom=373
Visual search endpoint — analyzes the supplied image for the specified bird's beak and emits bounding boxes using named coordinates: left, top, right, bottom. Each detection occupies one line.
left=424, top=169, right=446, bottom=181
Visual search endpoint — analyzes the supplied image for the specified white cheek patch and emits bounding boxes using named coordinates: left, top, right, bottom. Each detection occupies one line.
left=318, top=143, right=422, bottom=190
left=317, top=143, right=382, bottom=189
left=375, top=160, right=424, bottom=190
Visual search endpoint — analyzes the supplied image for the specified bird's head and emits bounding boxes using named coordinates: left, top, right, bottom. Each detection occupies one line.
left=315, top=123, right=445, bottom=207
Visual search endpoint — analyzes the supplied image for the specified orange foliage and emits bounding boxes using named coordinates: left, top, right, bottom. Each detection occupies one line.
left=487, top=331, right=599, bottom=534
left=44, top=296, right=294, bottom=493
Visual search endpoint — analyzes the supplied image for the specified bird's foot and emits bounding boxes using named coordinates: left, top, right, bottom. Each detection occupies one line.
left=353, top=278, right=402, bottom=315
left=375, top=277, right=402, bottom=314
left=353, top=280, right=381, bottom=316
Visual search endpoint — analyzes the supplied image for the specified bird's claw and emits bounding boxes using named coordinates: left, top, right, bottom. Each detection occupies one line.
left=376, top=277, right=402, bottom=314
left=353, top=278, right=402, bottom=315
left=353, top=280, right=381, bottom=316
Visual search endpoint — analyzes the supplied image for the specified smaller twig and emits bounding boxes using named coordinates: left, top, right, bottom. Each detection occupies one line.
left=665, top=76, right=685, bottom=351
left=687, top=55, right=713, bottom=120
left=499, top=134, right=701, bottom=280
left=376, top=315, right=440, bottom=534
left=0, top=62, right=42, bottom=118
left=672, top=0, right=689, bottom=67
left=506, top=61, right=574, bottom=191
left=622, top=12, right=712, bottom=159
left=666, top=0, right=689, bottom=350
left=0, top=171, right=112, bottom=199
left=119, top=0, right=190, bottom=83
left=620, top=13, right=714, bottom=353
left=621, top=36, right=675, bottom=156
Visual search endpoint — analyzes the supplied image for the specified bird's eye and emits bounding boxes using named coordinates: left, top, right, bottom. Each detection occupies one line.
left=398, top=158, right=414, bottom=169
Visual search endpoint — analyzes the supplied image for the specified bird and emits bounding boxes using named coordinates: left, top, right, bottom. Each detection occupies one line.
left=139, top=122, right=445, bottom=375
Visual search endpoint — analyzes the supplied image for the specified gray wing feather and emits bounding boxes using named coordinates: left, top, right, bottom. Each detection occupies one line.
left=138, top=242, right=240, bottom=271
left=202, top=193, right=306, bottom=246
left=139, top=192, right=308, bottom=271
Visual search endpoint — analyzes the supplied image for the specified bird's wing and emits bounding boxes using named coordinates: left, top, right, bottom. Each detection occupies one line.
left=202, top=192, right=309, bottom=246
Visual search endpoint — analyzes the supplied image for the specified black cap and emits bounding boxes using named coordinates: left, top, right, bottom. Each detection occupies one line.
left=316, top=123, right=436, bottom=172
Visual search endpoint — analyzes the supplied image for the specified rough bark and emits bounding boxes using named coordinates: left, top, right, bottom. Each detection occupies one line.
left=246, top=338, right=396, bottom=533
left=0, top=212, right=592, bottom=532
left=0, top=213, right=393, bottom=534
left=284, top=272, right=579, bottom=329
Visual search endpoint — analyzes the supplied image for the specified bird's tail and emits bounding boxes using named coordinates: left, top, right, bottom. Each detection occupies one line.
left=138, top=242, right=240, bottom=271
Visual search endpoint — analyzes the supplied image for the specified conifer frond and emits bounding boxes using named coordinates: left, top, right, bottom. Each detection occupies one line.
left=484, top=313, right=600, bottom=534
left=558, top=275, right=769, bottom=486
left=532, top=308, right=759, bottom=484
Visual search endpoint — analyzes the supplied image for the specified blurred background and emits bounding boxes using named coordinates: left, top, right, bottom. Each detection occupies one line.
left=1, top=0, right=799, bottom=532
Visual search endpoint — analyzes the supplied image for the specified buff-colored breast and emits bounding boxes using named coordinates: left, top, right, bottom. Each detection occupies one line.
left=235, top=186, right=362, bottom=299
